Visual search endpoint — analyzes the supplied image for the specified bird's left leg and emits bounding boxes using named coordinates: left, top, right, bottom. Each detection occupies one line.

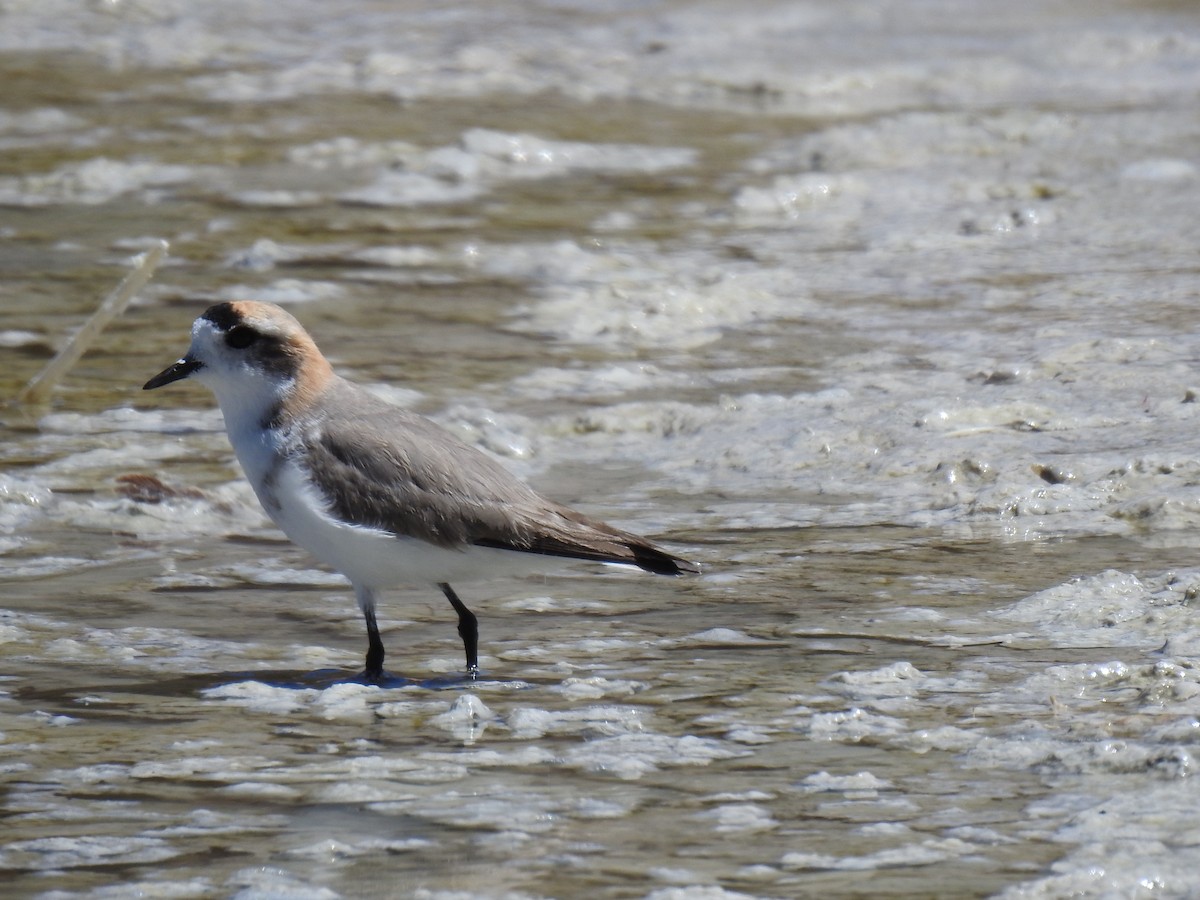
left=355, top=584, right=386, bottom=683
left=439, top=582, right=478, bottom=677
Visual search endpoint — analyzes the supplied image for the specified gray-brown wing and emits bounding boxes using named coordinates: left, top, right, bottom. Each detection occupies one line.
left=294, top=380, right=695, bottom=574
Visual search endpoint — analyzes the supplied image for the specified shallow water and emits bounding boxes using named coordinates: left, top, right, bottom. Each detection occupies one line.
left=4, top=1, right=1200, bottom=897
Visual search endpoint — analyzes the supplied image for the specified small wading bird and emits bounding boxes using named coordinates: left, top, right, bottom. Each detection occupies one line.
left=144, top=301, right=697, bottom=682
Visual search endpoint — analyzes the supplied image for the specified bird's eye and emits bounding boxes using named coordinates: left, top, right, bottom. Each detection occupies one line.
left=225, top=325, right=259, bottom=349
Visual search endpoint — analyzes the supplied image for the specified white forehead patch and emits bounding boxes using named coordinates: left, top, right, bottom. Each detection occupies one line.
left=191, top=315, right=220, bottom=340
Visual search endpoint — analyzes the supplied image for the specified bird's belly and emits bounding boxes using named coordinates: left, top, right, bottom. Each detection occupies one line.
left=264, top=458, right=554, bottom=588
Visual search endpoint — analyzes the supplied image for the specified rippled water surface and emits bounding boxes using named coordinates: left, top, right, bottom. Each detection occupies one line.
left=4, top=1, right=1200, bottom=897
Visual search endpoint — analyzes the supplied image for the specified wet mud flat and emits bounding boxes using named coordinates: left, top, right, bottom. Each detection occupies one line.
left=4, top=1, right=1200, bottom=897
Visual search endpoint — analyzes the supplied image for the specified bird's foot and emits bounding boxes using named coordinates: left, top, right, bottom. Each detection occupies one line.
left=355, top=667, right=399, bottom=687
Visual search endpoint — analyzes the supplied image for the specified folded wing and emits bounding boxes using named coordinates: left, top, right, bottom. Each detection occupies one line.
left=295, top=379, right=697, bottom=576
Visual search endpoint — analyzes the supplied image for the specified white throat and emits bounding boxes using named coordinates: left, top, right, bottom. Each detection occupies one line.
left=187, top=319, right=298, bottom=490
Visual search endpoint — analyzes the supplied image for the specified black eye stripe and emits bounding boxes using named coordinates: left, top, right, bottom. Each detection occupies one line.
left=201, top=302, right=242, bottom=332
left=225, top=325, right=259, bottom=349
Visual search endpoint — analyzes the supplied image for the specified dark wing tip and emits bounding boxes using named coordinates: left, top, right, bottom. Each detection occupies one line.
left=471, top=533, right=699, bottom=575
left=631, top=543, right=700, bottom=576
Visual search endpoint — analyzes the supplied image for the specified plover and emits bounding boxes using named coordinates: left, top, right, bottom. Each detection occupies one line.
left=144, top=301, right=697, bottom=682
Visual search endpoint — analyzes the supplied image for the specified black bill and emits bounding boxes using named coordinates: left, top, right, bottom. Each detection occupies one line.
left=143, top=357, right=202, bottom=390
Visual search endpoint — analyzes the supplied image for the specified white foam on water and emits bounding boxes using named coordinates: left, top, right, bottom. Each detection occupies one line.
left=402, top=790, right=561, bottom=834
left=506, top=703, right=646, bottom=740
left=995, top=782, right=1200, bottom=898
left=781, top=837, right=978, bottom=871
left=808, top=708, right=909, bottom=744
left=226, top=865, right=341, bottom=900
left=796, top=771, right=893, bottom=797
left=561, top=733, right=746, bottom=780
left=0, top=158, right=199, bottom=206
left=548, top=676, right=647, bottom=700
left=696, top=803, right=778, bottom=834
left=36, top=879, right=215, bottom=899
left=213, top=279, right=345, bottom=305
left=0, top=835, right=182, bottom=870
left=333, top=128, right=694, bottom=208
left=644, top=888, right=765, bottom=900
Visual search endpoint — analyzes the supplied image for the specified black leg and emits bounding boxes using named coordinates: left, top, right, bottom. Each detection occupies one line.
left=355, top=585, right=385, bottom=683
left=363, top=604, right=385, bottom=682
left=439, top=582, right=478, bottom=676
